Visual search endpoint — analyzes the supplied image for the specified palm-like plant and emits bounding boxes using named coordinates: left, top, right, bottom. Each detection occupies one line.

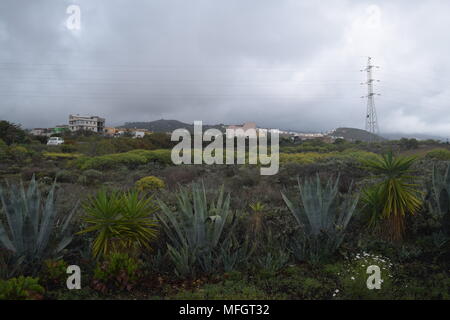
left=362, top=152, right=422, bottom=240
left=249, top=202, right=266, bottom=238
left=79, top=190, right=158, bottom=258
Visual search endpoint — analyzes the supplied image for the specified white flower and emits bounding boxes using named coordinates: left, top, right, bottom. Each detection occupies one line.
left=335, top=289, right=340, bottom=293
left=351, top=277, right=355, bottom=280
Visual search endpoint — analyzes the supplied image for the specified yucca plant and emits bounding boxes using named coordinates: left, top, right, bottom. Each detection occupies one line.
left=79, top=190, right=158, bottom=259
left=248, top=202, right=266, bottom=242
left=281, top=174, right=358, bottom=263
left=362, top=152, right=422, bottom=240
left=157, top=183, right=239, bottom=277
left=0, top=177, right=75, bottom=274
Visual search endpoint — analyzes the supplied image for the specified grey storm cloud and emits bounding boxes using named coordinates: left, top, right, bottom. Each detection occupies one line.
left=1, top=0, right=450, bottom=136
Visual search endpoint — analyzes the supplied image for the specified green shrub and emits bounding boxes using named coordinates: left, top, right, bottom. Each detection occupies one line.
left=0, top=139, right=8, bottom=160
left=254, top=265, right=333, bottom=299
left=172, top=280, right=274, bottom=300
left=8, top=145, right=29, bottom=162
left=40, top=259, right=68, bottom=289
left=56, top=170, right=78, bottom=183
left=334, top=252, right=396, bottom=300
left=135, top=176, right=165, bottom=193
left=82, top=169, right=103, bottom=185
left=61, top=144, right=78, bottom=153
left=426, top=148, right=450, bottom=161
left=0, top=276, right=44, bottom=300
left=75, top=149, right=172, bottom=171
left=92, top=253, right=141, bottom=293
left=43, top=152, right=81, bottom=160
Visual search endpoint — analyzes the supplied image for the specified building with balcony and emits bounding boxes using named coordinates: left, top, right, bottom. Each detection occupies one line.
left=69, top=115, right=105, bottom=133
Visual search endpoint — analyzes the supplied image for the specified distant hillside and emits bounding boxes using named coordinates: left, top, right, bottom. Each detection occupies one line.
left=381, top=132, right=446, bottom=142
left=330, top=127, right=385, bottom=142
left=121, top=119, right=224, bottom=133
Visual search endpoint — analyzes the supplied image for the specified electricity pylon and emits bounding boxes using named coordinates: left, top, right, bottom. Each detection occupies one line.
left=361, top=57, right=380, bottom=141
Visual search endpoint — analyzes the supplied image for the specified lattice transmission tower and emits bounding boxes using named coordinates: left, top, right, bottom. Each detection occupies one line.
left=361, top=57, right=380, bottom=139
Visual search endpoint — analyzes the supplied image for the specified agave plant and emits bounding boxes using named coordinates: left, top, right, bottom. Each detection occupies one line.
left=362, top=152, right=422, bottom=240
left=429, top=164, right=450, bottom=234
left=79, top=190, right=159, bottom=259
left=0, top=177, right=75, bottom=273
left=157, top=183, right=240, bottom=276
left=281, top=174, right=358, bottom=263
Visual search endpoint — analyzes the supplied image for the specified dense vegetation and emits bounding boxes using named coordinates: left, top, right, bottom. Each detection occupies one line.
left=0, top=120, right=449, bottom=300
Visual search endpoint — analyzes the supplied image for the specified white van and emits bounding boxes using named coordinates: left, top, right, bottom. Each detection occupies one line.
left=47, top=137, right=65, bottom=145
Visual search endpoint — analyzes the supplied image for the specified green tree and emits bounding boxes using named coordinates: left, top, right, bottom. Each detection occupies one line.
left=0, top=121, right=27, bottom=145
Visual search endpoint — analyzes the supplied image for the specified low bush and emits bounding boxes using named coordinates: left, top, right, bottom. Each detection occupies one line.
left=40, top=260, right=69, bottom=290
left=0, top=276, right=44, bottom=300
left=426, top=148, right=450, bottom=161
left=43, top=152, right=82, bottom=160
left=135, top=176, right=165, bottom=193
left=172, top=279, right=274, bottom=300
left=92, top=253, right=142, bottom=293
left=74, top=149, right=171, bottom=170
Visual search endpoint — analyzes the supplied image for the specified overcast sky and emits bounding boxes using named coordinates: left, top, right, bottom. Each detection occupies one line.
left=0, top=0, right=450, bottom=136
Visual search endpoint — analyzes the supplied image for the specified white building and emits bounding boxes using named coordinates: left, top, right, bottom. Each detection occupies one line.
left=69, top=115, right=105, bottom=133
left=226, top=122, right=269, bottom=138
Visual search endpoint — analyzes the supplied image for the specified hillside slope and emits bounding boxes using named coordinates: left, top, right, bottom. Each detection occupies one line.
left=121, top=119, right=224, bottom=133
left=330, top=127, right=385, bottom=142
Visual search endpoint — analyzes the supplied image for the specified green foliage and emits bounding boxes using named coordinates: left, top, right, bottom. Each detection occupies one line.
left=40, top=259, right=68, bottom=289
left=426, top=148, right=450, bottom=161
left=80, top=169, right=103, bottom=186
left=158, top=184, right=243, bottom=277
left=79, top=190, right=159, bottom=258
left=362, top=152, right=422, bottom=240
left=43, top=152, right=81, bottom=160
left=0, top=276, right=44, bottom=300
left=74, top=149, right=171, bottom=170
left=0, top=139, right=7, bottom=161
left=172, top=279, right=273, bottom=300
left=279, top=150, right=378, bottom=165
left=56, top=170, right=78, bottom=183
left=0, top=121, right=27, bottom=145
left=280, top=152, right=328, bottom=165
left=8, top=146, right=29, bottom=162
left=254, top=265, right=334, bottom=299
left=281, top=174, right=358, bottom=263
left=399, top=138, right=419, bottom=150
left=0, top=177, right=76, bottom=273
left=333, top=252, right=396, bottom=299
left=135, top=176, right=166, bottom=193
left=92, top=253, right=141, bottom=293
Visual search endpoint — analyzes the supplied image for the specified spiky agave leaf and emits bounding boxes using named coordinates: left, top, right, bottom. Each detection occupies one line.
left=0, top=177, right=76, bottom=272
left=281, top=174, right=358, bottom=262
left=157, top=183, right=236, bottom=276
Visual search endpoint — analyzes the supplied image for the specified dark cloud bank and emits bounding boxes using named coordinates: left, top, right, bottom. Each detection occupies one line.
left=1, top=0, right=450, bottom=137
